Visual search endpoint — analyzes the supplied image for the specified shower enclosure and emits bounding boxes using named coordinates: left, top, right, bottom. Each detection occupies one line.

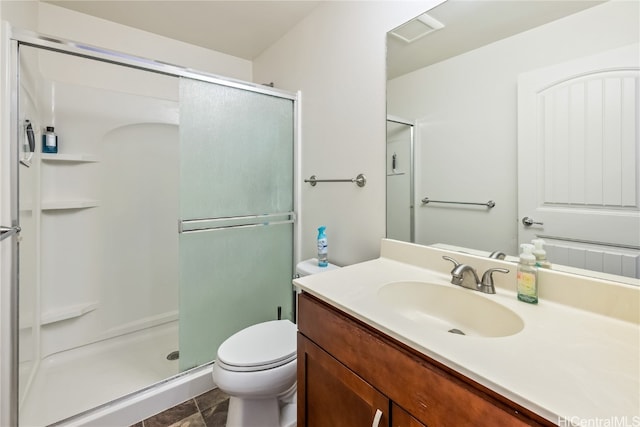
left=386, top=116, right=414, bottom=242
left=2, top=30, right=297, bottom=426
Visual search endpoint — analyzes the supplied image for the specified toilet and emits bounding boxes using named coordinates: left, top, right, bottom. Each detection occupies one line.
left=212, top=258, right=340, bottom=427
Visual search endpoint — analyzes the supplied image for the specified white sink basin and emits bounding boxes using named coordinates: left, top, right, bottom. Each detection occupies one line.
left=377, top=281, right=524, bottom=338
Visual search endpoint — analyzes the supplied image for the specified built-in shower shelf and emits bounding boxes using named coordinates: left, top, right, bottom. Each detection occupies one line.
left=41, top=302, right=98, bottom=326
left=41, top=199, right=100, bottom=210
left=19, top=311, right=33, bottom=329
left=41, top=153, right=99, bottom=163
left=19, top=202, right=34, bottom=212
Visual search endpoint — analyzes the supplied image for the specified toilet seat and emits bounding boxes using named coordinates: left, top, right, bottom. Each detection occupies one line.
left=217, top=320, right=297, bottom=372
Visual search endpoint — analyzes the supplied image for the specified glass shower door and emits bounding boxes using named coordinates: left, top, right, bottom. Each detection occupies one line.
left=178, top=78, right=295, bottom=371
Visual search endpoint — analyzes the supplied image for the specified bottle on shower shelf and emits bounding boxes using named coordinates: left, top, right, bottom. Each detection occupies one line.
left=42, top=126, right=58, bottom=154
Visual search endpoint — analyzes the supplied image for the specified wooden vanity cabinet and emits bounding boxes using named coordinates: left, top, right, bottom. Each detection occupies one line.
left=298, top=335, right=390, bottom=426
left=392, top=404, right=428, bottom=427
left=297, top=292, right=554, bottom=427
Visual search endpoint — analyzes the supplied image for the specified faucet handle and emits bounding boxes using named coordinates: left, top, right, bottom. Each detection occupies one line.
left=442, top=256, right=460, bottom=271
left=480, top=267, right=510, bottom=294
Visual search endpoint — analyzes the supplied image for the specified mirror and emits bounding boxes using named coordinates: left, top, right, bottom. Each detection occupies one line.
left=386, top=0, right=640, bottom=283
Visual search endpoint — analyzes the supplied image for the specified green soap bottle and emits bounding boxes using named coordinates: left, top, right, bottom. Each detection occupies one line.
left=517, top=244, right=538, bottom=304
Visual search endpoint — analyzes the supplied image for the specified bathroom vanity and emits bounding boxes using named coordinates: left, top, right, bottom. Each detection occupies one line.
left=293, top=239, right=639, bottom=427
left=297, top=293, right=548, bottom=426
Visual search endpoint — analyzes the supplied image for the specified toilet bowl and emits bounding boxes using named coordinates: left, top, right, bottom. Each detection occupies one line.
left=212, top=320, right=297, bottom=427
left=213, top=259, right=340, bottom=427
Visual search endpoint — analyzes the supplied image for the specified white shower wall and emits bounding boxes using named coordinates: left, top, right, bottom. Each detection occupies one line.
left=19, top=47, right=180, bottom=365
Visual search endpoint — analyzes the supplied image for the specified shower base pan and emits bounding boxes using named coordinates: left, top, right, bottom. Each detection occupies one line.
left=19, top=321, right=205, bottom=426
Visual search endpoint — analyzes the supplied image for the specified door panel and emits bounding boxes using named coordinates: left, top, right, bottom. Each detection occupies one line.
left=179, top=223, right=293, bottom=370
left=178, top=78, right=295, bottom=370
left=518, top=44, right=640, bottom=278
left=179, top=79, right=293, bottom=219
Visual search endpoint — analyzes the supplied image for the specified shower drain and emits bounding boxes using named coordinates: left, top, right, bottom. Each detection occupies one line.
left=166, top=350, right=180, bottom=361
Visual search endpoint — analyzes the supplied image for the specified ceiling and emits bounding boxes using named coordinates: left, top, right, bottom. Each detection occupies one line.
left=44, top=0, right=322, bottom=60
left=387, top=0, right=606, bottom=79
left=44, top=0, right=605, bottom=77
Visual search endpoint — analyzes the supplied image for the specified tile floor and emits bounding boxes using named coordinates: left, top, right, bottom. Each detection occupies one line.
left=130, top=388, right=229, bottom=427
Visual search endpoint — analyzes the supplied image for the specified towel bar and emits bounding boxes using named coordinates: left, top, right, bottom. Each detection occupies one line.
left=421, top=197, right=495, bottom=208
left=305, top=174, right=366, bottom=187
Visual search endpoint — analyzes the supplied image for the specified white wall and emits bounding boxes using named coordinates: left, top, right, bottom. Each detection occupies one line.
left=253, top=0, right=442, bottom=266
left=387, top=0, right=640, bottom=256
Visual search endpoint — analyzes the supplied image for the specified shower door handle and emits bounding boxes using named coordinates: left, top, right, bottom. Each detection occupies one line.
left=0, top=225, right=21, bottom=242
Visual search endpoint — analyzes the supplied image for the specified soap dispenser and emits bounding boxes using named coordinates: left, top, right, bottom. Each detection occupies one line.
left=517, top=244, right=538, bottom=304
left=531, top=239, right=552, bottom=269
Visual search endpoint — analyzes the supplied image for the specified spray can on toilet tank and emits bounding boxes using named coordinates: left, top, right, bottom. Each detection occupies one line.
left=317, top=226, right=328, bottom=267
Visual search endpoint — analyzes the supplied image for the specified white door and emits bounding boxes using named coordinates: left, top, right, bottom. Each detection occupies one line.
left=518, top=44, right=640, bottom=279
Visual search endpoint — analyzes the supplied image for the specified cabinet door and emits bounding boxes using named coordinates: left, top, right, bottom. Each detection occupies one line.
left=298, top=333, right=389, bottom=427
left=391, top=404, right=427, bottom=427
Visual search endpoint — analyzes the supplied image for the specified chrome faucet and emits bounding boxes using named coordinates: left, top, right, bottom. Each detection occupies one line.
left=488, top=250, right=506, bottom=260
left=450, top=263, right=481, bottom=289
left=442, top=256, right=509, bottom=294
left=479, top=267, right=510, bottom=294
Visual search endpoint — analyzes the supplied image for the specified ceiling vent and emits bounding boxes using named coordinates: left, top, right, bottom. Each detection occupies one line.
left=389, top=13, right=445, bottom=43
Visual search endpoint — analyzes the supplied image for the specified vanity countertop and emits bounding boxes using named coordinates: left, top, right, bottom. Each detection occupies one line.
left=293, top=239, right=640, bottom=426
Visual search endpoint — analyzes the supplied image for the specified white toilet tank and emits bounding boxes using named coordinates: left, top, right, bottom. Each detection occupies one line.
left=294, top=259, right=339, bottom=320
left=295, top=258, right=340, bottom=277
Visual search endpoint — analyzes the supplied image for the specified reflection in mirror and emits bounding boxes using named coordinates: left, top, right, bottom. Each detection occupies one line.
left=386, top=116, right=414, bottom=243
left=386, top=0, right=640, bottom=282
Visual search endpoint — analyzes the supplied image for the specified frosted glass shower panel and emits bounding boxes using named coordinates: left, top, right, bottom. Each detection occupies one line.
left=179, top=224, right=294, bottom=370
left=179, top=79, right=293, bottom=219
left=179, top=78, right=295, bottom=371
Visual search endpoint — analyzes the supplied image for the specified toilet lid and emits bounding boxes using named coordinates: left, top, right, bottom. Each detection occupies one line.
left=217, top=320, right=297, bottom=371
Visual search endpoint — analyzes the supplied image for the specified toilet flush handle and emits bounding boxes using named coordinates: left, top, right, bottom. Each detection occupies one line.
left=371, top=409, right=383, bottom=427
